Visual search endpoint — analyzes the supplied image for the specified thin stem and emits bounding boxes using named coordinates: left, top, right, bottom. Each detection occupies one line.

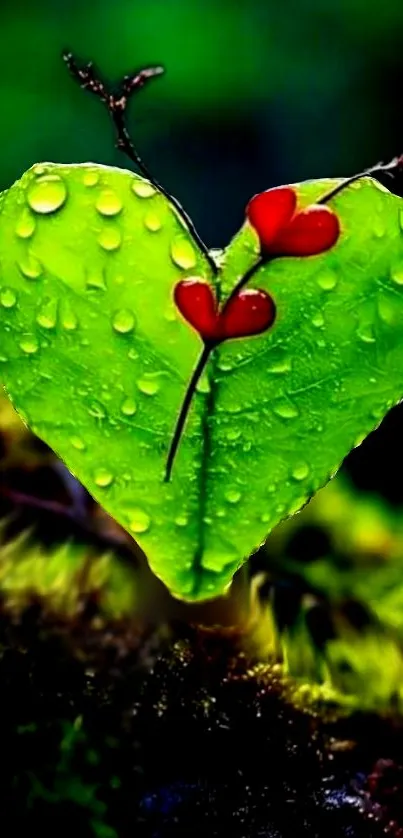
left=224, top=255, right=266, bottom=307
left=317, top=154, right=403, bottom=205
left=63, top=51, right=218, bottom=276
left=164, top=344, right=213, bottom=482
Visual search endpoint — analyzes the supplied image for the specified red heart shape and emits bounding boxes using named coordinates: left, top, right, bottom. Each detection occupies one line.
left=174, top=279, right=276, bottom=344
left=219, top=288, right=276, bottom=341
left=272, top=204, right=340, bottom=256
left=174, top=278, right=219, bottom=342
left=246, top=186, right=297, bottom=252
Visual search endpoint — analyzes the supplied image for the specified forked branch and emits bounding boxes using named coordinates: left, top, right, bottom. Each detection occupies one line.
left=63, top=51, right=218, bottom=275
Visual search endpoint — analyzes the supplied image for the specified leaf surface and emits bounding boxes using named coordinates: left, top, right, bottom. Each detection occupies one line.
left=0, top=164, right=402, bottom=600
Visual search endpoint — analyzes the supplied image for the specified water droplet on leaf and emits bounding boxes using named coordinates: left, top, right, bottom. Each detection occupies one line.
left=0, top=288, right=17, bottom=308
left=70, top=436, right=86, bottom=451
left=86, top=269, right=106, bottom=291
left=225, top=489, right=241, bottom=504
left=61, top=302, right=78, bottom=331
left=121, top=397, right=137, bottom=416
left=27, top=174, right=67, bottom=214
left=36, top=297, right=58, bottom=329
left=95, top=188, right=122, bottom=217
left=19, top=335, right=39, bottom=354
left=128, top=508, right=150, bottom=533
left=311, top=311, right=324, bottom=328
left=171, top=237, right=197, bottom=270
left=144, top=211, right=162, bottom=232
left=18, top=254, right=43, bottom=280
left=137, top=375, right=160, bottom=396
left=98, top=226, right=122, bottom=251
left=226, top=427, right=241, bottom=441
left=273, top=400, right=299, bottom=419
left=292, top=462, right=310, bottom=481
left=82, top=169, right=99, bottom=187
left=316, top=269, right=337, bottom=290
left=175, top=515, right=188, bottom=527
left=391, top=262, right=403, bottom=285
left=94, top=468, right=114, bottom=488
left=15, top=210, right=36, bottom=239
left=112, top=308, right=136, bottom=334
left=132, top=180, right=155, bottom=198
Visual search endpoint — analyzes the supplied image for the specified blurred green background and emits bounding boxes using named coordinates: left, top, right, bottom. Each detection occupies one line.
left=2, top=0, right=403, bottom=250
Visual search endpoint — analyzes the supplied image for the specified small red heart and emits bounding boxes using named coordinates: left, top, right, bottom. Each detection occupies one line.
left=272, top=204, right=340, bottom=256
left=174, top=279, right=275, bottom=344
left=246, top=187, right=297, bottom=252
left=219, top=288, right=276, bottom=340
left=247, top=186, right=340, bottom=257
left=174, top=279, right=218, bottom=342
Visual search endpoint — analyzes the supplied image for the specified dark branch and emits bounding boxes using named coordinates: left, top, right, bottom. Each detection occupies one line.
left=317, top=154, right=403, bottom=205
left=164, top=344, right=213, bottom=482
left=63, top=51, right=218, bottom=276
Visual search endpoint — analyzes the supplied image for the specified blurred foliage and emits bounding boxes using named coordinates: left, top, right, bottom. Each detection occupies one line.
left=1, top=0, right=403, bottom=251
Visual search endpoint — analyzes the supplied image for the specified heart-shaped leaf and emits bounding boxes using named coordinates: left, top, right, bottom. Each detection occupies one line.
left=0, top=164, right=403, bottom=602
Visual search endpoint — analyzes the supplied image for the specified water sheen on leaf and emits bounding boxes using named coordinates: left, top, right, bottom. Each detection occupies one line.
left=0, top=164, right=402, bottom=601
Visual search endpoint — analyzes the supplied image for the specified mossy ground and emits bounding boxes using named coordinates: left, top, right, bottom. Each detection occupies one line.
left=0, top=596, right=401, bottom=838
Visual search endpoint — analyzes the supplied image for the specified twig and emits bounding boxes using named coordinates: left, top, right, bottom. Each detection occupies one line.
left=63, top=51, right=218, bottom=276
left=164, top=344, right=212, bottom=482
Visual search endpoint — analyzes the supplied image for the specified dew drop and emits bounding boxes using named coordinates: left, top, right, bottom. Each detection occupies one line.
left=316, top=269, right=338, bottom=291
left=132, top=180, right=156, bottom=198
left=273, top=400, right=299, bottom=419
left=0, top=288, right=17, bottom=308
left=27, top=174, right=67, bottom=214
left=225, top=489, right=241, bottom=504
left=18, top=254, right=43, bottom=280
left=94, top=468, right=114, bottom=488
left=268, top=358, right=292, bottom=374
left=390, top=262, right=403, bottom=285
left=70, top=436, right=86, bottom=451
left=226, top=427, right=241, bottom=441
left=112, top=308, right=136, bottom=334
left=19, top=335, right=39, bottom=354
left=144, top=210, right=162, bottom=232
left=121, top=397, right=137, bottom=416
left=15, top=209, right=36, bottom=239
left=196, top=373, right=211, bottom=394
left=137, top=375, right=160, bottom=396
left=82, top=169, right=100, bottom=187
left=128, top=508, right=151, bottom=533
left=292, top=462, right=310, bottom=481
left=98, top=226, right=122, bottom=251
left=171, top=237, right=197, bottom=270
left=356, top=323, right=376, bottom=344
left=175, top=514, right=188, bottom=527
left=61, top=302, right=79, bottom=331
left=128, top=348, right=139, bottom=361
left=86, top=269, right=106, bottom=291
left=36, top=297, right=58, bottom=329
left=311, top=311, right=324, bottom=328
left=164, top=303, right=177, bottom=322
left=373, top=216, right=385, bottom=238
left=96, top=188, right=122, bottom=217
left=261, top=512, right=271, bottom=523
left=32, top=165, right=50, bottom=177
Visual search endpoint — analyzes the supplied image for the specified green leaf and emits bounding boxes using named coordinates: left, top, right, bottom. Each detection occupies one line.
left=0, top=164, right=403, bottom=602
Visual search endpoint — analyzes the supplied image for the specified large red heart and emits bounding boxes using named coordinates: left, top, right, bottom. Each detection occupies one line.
left=247, top=186, right=340, bottom=257
left=174, top=279, right=275, bottom=344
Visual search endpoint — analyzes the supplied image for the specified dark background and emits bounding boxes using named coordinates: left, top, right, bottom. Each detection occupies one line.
left=1, top=0, right=403, bottom=502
